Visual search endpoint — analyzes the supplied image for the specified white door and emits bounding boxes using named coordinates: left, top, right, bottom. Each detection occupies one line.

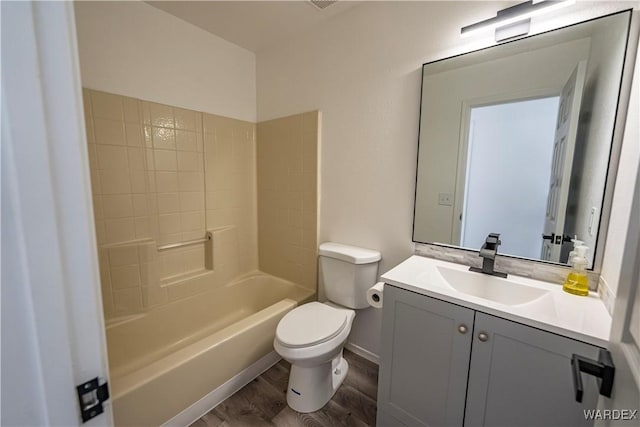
left=595, top=166, right=640, bottom=426
left=541, top=61, right=587, bottom=262
left=1, top=2, right=112, bottom=426
left=594, top=124, right=640, bottom=426
left=594, top=42, right=640, bottom=423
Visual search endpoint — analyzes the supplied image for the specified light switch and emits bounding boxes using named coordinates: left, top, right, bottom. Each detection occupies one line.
left=438, top=193, right=453, bottom=206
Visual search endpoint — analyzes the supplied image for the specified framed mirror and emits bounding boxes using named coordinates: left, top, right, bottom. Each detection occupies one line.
left=413, top=10, right=633, bottom=269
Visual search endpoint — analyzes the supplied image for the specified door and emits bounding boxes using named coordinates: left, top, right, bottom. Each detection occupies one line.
left=377, top=286, right=474, bottom=427
left=458, top=97, right=559, bottom=258
left=594, top=17, right=640, bottom=423
left=1, top=2, right=112, bottom=425
left=465, top=313, right=602, bottom=427
left=541, top=61, right=587, bottom=262
left=595, top=116, right=640, bottom=423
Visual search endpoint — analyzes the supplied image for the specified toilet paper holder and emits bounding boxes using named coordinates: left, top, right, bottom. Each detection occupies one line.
left=367, top=282, right=385, bottom=308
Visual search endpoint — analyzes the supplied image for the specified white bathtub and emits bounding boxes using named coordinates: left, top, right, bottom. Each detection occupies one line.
left=106, top=271, right=314, bottom=426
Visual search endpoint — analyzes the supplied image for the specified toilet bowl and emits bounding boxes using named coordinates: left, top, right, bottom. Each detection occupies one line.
left=273, top=242, right=381, bottom=413
left=274, top=302, right=355, bottom=413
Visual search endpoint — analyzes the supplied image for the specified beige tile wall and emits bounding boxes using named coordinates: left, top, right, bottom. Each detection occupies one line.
left=140, top=100, right=208, bottom=282
left=97, top=241, right=162, bottom=315
left=84, top=89, right=159, bottom=316
left=203, top=114, right=258, bottom=284
left=84, top=89, right=316, bottom=320
left=84, top=89, right=259, bottom=319
left=257, top=112, right=319, bottom=290
left=84, top=89, right=150, bottom=245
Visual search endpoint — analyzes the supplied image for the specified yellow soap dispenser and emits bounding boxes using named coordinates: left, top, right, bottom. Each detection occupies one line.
left=563, top=245, right=589, bottom=296
left=568, top=237, right=584, bottom=267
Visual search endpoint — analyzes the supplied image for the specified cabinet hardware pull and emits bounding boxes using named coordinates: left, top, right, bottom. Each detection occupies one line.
left=478, top=332, right=489, bottom=342
left=571, top=349, right=615, bottom=403
left=458, top=325, right=468, bottom=334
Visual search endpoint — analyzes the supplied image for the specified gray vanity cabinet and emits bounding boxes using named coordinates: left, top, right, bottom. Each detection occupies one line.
left=377, top=285, right=475, bottom=427
left=377, top=285, right=603, bottom=427
left=464, top=312, right=600, bottom=427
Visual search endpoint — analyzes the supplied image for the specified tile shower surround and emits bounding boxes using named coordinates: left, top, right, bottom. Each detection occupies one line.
left=83, top=89, right=318, bottom=319
left=257, top=112, right=319, bottom=290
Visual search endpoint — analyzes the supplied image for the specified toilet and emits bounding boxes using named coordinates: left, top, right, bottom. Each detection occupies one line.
left=273, top=242, right=381, bottom=413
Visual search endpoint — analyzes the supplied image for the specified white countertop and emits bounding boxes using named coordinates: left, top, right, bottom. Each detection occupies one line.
left=380, top=255, right=611, bottom=348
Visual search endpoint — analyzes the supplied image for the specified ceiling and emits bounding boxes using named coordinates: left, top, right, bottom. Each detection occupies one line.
left=147, top=1, right=362, bottom=53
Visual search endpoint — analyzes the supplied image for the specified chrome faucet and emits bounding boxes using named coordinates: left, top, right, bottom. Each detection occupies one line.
left=469, top=233, right=507, bottom=278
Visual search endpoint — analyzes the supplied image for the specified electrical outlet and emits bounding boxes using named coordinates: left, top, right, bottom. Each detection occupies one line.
left=438, top=192, right=453, bottom=206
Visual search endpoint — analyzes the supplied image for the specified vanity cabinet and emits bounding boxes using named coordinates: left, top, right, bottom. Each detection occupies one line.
left=377, top=284, right=474, bottom=426
left=377, top=285, right=602, bottom=427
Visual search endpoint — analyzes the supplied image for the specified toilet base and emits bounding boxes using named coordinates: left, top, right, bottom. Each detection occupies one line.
left=286, top=353, right=349, bottom=413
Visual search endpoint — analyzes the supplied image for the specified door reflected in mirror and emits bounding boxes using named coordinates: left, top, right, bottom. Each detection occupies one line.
left=459, top=96, right=559, bottom=261
left=413, top=10, right=632, bottom=268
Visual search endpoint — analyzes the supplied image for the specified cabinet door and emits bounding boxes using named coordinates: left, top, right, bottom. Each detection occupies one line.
left=377, top=409, right=409, bottom=427
left=377, top=286, right=475, bottom=427
left=465, top=312, right=601, bottom=427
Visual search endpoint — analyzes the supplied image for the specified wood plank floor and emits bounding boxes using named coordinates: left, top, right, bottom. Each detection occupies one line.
left=191, top=350, right=379, bottom=427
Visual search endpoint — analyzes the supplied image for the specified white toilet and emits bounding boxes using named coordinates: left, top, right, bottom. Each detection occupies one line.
left=273, top=242, right=381, bottom=413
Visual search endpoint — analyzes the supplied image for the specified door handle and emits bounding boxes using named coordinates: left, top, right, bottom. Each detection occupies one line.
left=542, top=233, right=572, bottom=245
left=571, top=349, right=615, bottom=403
left=542, top=233, right=574, bottom=244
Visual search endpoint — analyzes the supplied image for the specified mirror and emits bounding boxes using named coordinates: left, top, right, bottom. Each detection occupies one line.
left=413, top=10, right=632, bottom=268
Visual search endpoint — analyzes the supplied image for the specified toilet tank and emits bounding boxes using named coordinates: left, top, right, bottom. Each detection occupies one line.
left=319, top=242, right=381, bottom=309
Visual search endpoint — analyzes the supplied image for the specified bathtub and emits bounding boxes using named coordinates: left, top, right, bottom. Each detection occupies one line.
left=106, top=271, right=315, bottom=426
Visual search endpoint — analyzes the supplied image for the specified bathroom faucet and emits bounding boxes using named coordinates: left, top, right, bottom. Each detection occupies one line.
left=469, top=233, right=507, bottom=278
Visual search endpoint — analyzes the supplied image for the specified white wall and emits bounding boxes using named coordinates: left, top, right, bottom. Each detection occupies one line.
left=601, top=39, right=640, bottom=297
left=74, top=1, right=256, bottom=122
left=257, top=1, right=639, bottom=357
left=462, top=98, right=558, bottom=259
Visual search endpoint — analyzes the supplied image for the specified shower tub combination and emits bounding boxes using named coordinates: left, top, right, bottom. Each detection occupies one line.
left=106, top=272, right=314, bottom=426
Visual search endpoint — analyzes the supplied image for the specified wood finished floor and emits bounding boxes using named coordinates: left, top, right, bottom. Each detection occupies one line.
left=191, top=350, right=379, bottom=427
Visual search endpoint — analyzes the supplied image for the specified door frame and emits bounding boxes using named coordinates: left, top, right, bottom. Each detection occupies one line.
left=453, top=87, right=560, bottom=247
left=596, top=19, right=640, bottom=418
left=598, top=145, right=640, bottom=417
left=1, top=2, right=112, bottom=425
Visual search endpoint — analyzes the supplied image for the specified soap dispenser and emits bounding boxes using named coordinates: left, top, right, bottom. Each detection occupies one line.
left=567, top=237, right=584, bottom=267
left=563, top=245, right=589, bottom=296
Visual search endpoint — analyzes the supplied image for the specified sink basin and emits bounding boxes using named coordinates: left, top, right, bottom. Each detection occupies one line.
left=436, top=266, right=549, bottom=306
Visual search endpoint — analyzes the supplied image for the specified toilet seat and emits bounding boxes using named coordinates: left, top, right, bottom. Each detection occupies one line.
left=276, top=302, right=348, bottom=348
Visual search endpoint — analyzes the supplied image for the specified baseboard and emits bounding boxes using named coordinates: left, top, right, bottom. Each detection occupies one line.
left=345, top=342, right=379, bottom=365
left=162, top=351, right=282, bottom=426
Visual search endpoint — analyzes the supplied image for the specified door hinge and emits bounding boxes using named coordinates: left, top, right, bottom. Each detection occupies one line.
left=76, top=377, right=109, bottom=423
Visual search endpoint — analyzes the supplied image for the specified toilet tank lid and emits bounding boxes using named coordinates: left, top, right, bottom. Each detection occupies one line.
left=319, top=242, right=381, bottom=264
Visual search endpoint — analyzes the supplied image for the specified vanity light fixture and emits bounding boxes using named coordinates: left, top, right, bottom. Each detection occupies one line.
left=461, top=0, right=575, bottom=41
